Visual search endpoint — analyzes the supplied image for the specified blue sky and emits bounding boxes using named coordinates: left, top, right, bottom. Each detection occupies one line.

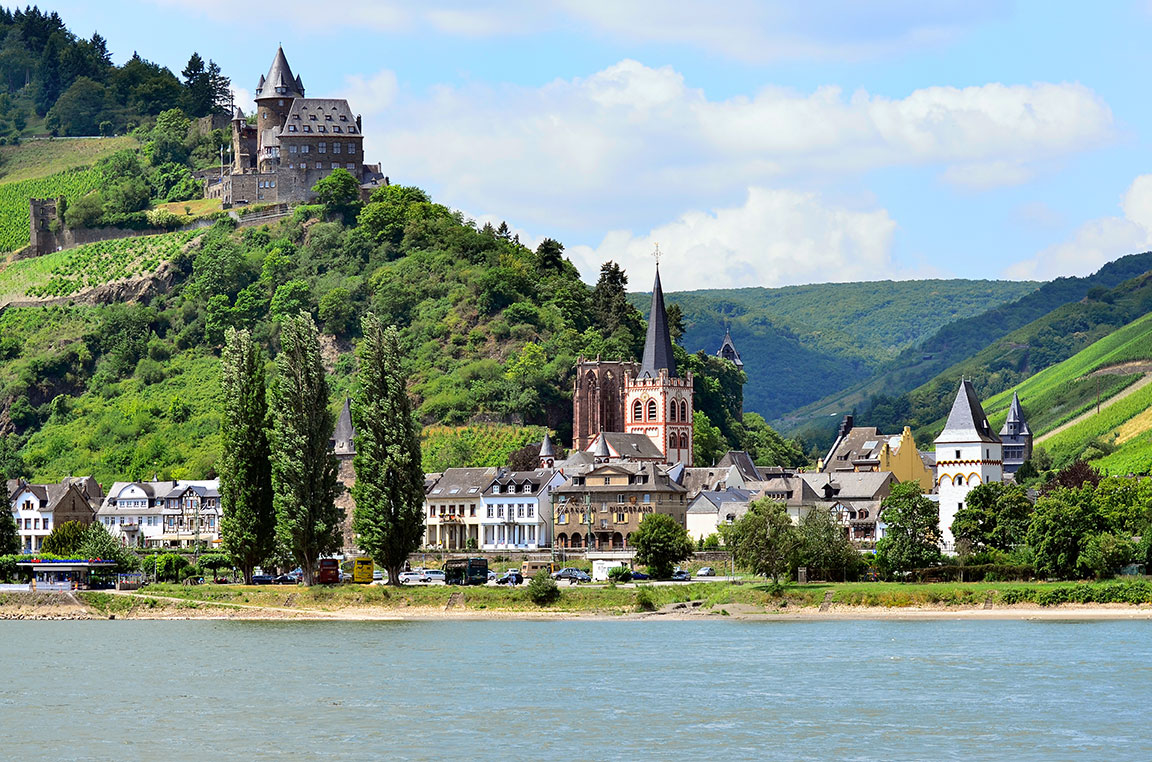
left=44, top=1, right=1152, bottom=290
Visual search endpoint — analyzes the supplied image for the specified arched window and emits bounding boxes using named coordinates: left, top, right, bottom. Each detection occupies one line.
left=669, top=401, right=677, bottom=422
left=632, top=400, right=643, bottom=422
left=679, top=433, right=688, bottom=449
left=669, top=433, right=677, bottom=450
left=954, top=474, right=964, bottom=486
left=647, top=399, right=657, bottom=421
left=680, top=400, right=688, bottom=421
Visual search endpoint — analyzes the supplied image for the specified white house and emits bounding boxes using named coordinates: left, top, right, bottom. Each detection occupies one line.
left=934, top=380, right=1002, bottom=549
left=98, top=480, right=221, bottom=548
left=7, top=477, right=101, bottom=553
left=481, top=468, right=567, bottom=550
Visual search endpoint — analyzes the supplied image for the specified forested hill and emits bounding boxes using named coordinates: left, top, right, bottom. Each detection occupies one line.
left=780, top=250, right=1152, bottom=442
left=630, top=279, right=1037, bottom=421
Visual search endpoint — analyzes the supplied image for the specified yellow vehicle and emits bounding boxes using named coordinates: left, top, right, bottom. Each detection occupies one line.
left=521, top=560, right=554, bottom=577
left=352, top=557, right=374, bottom=584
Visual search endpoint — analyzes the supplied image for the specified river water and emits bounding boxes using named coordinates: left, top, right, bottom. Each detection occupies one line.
left=1, top=618, right=1148, bottom=760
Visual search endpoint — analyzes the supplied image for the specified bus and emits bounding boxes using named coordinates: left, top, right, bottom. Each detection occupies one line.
left=317, top=558, right=341, bottom=584
left=352, top=557, right=374, bottom=584
left=443, top=557, right=488, bottom=586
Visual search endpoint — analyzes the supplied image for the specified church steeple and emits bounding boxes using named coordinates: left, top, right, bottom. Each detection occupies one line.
left=639, top=265, right=676, bottom=379
left=717, top=326, right=743, bottom=370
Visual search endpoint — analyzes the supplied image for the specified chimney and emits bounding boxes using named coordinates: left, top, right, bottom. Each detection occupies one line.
left=356, top=114, right=362, bottom=131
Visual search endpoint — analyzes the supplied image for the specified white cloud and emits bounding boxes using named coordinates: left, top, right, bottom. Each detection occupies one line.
left=365, top=60, right=1112, bottom=238
left=338, top=70, right=399, bottom=112
left=1004, top=175, right=1152, bottom=280
left=567, top=187, right=900, bottom=290
left=144, top=0, right=999, bottom=62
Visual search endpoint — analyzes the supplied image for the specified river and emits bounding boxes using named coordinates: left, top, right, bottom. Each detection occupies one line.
left=2, top=619, right=1148, bottom=760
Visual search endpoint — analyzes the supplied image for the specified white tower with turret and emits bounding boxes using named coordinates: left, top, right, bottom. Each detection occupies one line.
left=934, top=380, right=1002, bottom=548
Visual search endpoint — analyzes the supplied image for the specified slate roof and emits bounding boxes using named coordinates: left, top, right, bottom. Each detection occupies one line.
left=800, top=471, right=895, bottom=501
left=99, top=480, right=220, bottom=514
left=638, top=266, right=676, bottom=379
left=1000, top=391, right=1032, bottom=436
left=935, top=380, right=1000, bottom=444
left=539, top=432, right=555, bottom=458
left=716, top=451, right=760, bottom=482
left=281, top=99, right=362, bottom=137
left=717, top=327, right=744, bottom=369
left=426, top=468, right=497, bottom=499
left=331, top=398, right=355, bottom=452
left=687, top=488, right=754, bottom=514
left=256, top=46, right=304, bottom=99
left=587, top=431, right=665, bottom=460
left=485, top=469, right=562, bottom=496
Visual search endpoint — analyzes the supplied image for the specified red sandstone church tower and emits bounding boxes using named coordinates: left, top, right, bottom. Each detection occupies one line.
left=623, top=265, right=694, bottom=465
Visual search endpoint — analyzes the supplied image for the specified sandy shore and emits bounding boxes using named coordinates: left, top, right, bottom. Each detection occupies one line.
left=5, top=591, right=1152, bottom=622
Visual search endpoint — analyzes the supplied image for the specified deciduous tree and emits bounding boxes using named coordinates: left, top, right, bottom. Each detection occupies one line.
left=632, top=513, right=694, bottom=579
left=875, top=482, right=941, bottom=574
left=219, top=327, right=276, bottom=584
left=41, top=519, right=87, bottom=556
left=269, top=313, right=341, bottom=585
left=351, top=315, right=427, bottom=586
left=951, top=481, right=1033, bottom=553
left=722, top=498, right=799, bottom=585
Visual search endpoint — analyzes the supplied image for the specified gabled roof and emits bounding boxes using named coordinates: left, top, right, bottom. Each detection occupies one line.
left=935, top=380, right=1000, bottom=444
left=800, top=471, right=895, bottom=501
left=716, top=451, right=759, bottom=482
left=426, top=468, right=497, bottom=499
left=687, top=488, right=754, bottom=513
left=717, top=327, right=744, bottom=368
left=586, top=431, right=666, bottom=461
left=255, top=46, right=303, bottom=99
left=638, top=266, right=676, bottom=379
left=1000, top=391, right=1032, bottom=436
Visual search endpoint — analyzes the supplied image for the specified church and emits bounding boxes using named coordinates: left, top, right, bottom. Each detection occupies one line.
left=206, top=47, right=384, bottom=207
left=572, top=264, right=744, bottom=467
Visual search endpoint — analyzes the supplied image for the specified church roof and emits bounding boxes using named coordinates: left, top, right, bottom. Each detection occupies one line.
left=717, top=327, right=744, bottom=368
left=540, top=432, right=555, bottom=458
left=1000, top=391, right=1032, bottom=436
left=638, top=266, right=676, bottom=379
left=935, top=380, right=1001, bottom=445
left=256, top=46, right=303, bottom=100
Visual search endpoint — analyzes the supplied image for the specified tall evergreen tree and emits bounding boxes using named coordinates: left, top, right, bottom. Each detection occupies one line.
left=219, top=327, right=276, bottom=584
left=207, top=59, right=231, bottom=114
left=269, top=313, right=341, bottom=585
left=0, top=471, right=16, bottom=556
left=181, top=52, right=211, bottom=117
left=350, top=315, right=426, bottom=586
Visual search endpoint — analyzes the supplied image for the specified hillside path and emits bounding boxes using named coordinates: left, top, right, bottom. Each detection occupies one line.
left=1035, top=372, right=1152, bottom=445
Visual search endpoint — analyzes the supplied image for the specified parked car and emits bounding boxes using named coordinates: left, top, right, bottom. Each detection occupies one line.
left=628, top=570, right=650, bottom=580
left=251, top=574, right=275, bottom=585
left=696, top=566, right=716, bottom=577
left=340, top=571, right=353, bottom=583
left=273, top=574, right=298, bottom=585
left=398, top=570, right=422, bottom=584
left=497, top=571, right=524, bottom=586
left=552, top=568, right=591, bottom=583
left=671, top=569, right=692, bottom=582
left=373, top=570, right=385, bottom=582
left=421, top=570, right=447, bottom=584
left=487, top=570, right=498, bottom=582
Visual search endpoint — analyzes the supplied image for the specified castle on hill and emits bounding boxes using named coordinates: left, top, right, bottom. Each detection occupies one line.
left=206, top=47, right=385, bottom=207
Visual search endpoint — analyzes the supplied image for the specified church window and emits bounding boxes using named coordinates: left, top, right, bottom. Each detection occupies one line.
left=954, top=475, right=964, bottom=486
left=278, top=99, right=284, bottom=105
left=647, top=400, right=657, bottom=421
left=288, top=125, right=297, bottom=132
left=680, top=400, right=687, bottom=420
left=954, top=450, right=961, bottom=460
left=680, top=433, right=688, bottom=449
left=319, top=142, right=326, bottom=153
left=318, top=126, right=326, bottom=133
left=325, top=114, right=332, bottom=121
left=309, top=114, right=317, bottom=121
left=304, top=125, right=312, bottom=132
left=340, top=115, right=348, bottom=121
left=669, top=434, right=677, bottom=450
left=632, top=400, right=642, bottom=421
left=669, top=401, right=677, bottom=422
left=349, top=127, right=357, bottom=134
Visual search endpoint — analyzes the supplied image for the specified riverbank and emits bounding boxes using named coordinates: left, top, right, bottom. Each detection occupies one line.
left=6, top=580, right=1152, bottom=621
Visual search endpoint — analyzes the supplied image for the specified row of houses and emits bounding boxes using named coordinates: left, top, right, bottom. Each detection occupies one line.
left=5, top=477, right=221, bottom=553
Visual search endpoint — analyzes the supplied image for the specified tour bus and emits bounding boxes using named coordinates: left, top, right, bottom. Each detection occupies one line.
left=521, top=560, right=554, bottom=577
left=443, top=557, right=489, bottom=586
left=352, top=557, right=374, bottom=584
left=316, top=558, right=341, bottom=584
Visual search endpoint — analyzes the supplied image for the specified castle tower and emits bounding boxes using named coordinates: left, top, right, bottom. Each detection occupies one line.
left=624, top=265, right=694, bottom=465
left=934, top=380, right=1002, bottom=548
left=716, top=327, right=744, bottom=371
left=539, top=432, right=556, bottom=469
left=253, top=46, right=304, bottom=173
left=330, top=398, right=359, bottom=554
left=999, top=391, right=1033, bottom=475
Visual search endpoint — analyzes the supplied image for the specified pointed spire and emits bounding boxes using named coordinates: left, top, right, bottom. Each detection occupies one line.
left=256, top=46, right=303, bottom=100
left=639, top=264, right=676, bottom=378
left=717, top=325, right=743, bottom=369
left=540, top=432, right=555, bottom=458
left=332, top=397, right=355, bottom=453
left=1001, top=391, right=1031, bottom=436
left=592, top=434, right=611, bottom=461
left=935, top=380, right=1000, bottom=444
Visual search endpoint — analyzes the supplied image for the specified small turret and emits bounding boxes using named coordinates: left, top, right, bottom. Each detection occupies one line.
left=539, top=432, right=556, bottom=468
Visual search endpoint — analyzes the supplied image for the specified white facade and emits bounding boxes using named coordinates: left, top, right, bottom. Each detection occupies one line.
left=480, top=470, right=566, bottom=550
left=934, top=381, right=1002, bottom=549
left=98, top=480, right=221, bottom=548
left=11, top=487, right=53, bottom=553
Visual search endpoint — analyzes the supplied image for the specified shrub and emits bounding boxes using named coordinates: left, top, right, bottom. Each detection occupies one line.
left=526, top=570, right=560, bottom=605
left=635, top=585, right=656, bottom=612
left=607, top=565, right=632, bottom=583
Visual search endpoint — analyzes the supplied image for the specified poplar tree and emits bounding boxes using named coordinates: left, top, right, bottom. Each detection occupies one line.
left=350, top=316, right=426, bottom=586
left=219, top=327, right=275, bottom=584
left=0, top=474, right=17, bottom=556
left=269, top=313, right=342, bottom=585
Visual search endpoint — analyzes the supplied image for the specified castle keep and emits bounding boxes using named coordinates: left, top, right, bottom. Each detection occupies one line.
left=207, top=47, right=382, bottom=207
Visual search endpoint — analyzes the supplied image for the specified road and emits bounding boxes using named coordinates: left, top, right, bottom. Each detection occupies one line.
left=1035, top=372, right=1152, bottom=444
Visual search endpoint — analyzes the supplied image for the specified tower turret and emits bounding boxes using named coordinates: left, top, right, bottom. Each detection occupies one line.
left=934, top=380, right=1002, bottom=548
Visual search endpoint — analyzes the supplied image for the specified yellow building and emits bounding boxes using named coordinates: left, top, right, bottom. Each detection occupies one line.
left=877, top=426, right=934, bottom=491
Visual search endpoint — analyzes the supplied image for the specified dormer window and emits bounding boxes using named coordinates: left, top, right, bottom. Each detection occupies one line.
left=309, top=114, right=317, bottom=121
left=333, top=126, right=341, bottom=133
left=339, top=115, right=348, bottom=121
left=325, top=115, right=332, bottom=121
left=348, top=127, right=357, bottom=134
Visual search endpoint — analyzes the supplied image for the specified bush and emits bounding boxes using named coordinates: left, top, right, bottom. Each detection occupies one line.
left=635, top=585, right=656, bottom=612
left=526, top=570, right=560, bottom=605
left=607, top=565, right=632, bottom=583
left=1079, top=533, right=1134, bottom=579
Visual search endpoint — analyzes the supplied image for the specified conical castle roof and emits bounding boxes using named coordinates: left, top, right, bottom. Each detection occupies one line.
left=256, top=46, right=303, bottom=99
left=1000, top=391, right=1031, bottom=436
left=935, top=380, right=1000, bottom=445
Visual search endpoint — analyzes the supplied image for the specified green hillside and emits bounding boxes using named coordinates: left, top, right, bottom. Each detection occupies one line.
left=630, top=279, right=1038, bottom=420
left=781, top=251, right=1152, bottom=438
